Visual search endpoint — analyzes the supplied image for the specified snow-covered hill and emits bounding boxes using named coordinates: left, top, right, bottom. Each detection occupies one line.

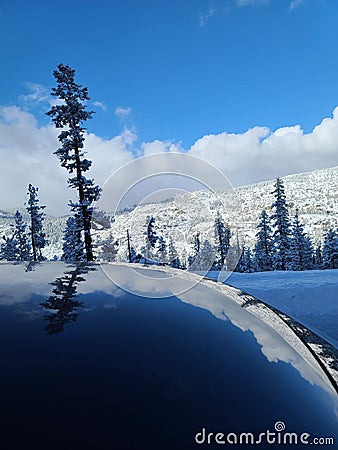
left=1, top=166, right=337, bottom=260
left=235, top=165, right=338, bottom=245
left=94, top=165, right=338, bottom=263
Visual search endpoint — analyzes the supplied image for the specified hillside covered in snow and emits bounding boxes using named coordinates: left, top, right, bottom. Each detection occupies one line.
left=0, top=165, right=337, bottom=261
left=94, top=165, right=338, bottom=263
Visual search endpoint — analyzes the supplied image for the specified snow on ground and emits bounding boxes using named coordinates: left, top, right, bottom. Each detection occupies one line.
left=207, top=269, right=338, bottom=349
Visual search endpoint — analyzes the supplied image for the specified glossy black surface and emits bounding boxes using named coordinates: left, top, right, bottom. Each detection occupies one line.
left=0, top=263, right=337, bottom=449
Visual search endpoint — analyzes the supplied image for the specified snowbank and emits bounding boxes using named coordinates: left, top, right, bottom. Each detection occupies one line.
left=211, top=269, right=338, bottom=348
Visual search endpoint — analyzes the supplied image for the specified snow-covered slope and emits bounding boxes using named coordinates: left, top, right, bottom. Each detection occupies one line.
left=235, top=165, right=338, bottom=245
left=217, top=268, right=338, bottom=382
left=94, top=165, right=338, bottom=262
left=1, top=166, right=337, bottom=260
left=210, top=269, right=338, bottom=349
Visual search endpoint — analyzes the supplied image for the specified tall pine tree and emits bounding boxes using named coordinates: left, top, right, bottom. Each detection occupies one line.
left=12, top=210, right=31, bottom=261
left=214, top=212, right=231, bottom=269
left=144, top=216, right=158, bottom=260
left=188, top=232, right=201, bottom=270
left=193, top=232, right=201, bottom=255
left=243, top=247, right=254, bottom=273
left=235, top=247, right=246, bottom=273
left=322, top=229, right=338, bottom=269
left=286, top=209, right=313, bottom=271
left=46, top=64, right=101, bottom=261
left=126, top=229, right=139, bottom=263
left=26, top=184, right=47, bottom=261
left=253, top=210, right=273, bottom=271
left=168, top=237, right=181, bottom=268
left=270, top=177, right=291, bottom=270
left=156, top=235, right=168, bottom=264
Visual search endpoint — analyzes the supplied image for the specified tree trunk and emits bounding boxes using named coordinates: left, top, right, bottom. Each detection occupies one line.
left=127, top=229, right=132, bottom=263
left=31, top=220, right=37, bottom=262
left=74, top=141, right=93, bottom=261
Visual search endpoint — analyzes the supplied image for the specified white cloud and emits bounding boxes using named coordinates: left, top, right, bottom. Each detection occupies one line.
left=0, top=106, right=134, bottom=216
left=1, top=104, right=338, bottom=217
left=0, top=105, right=69, bottom=215
left=199, top=0, right=301, bottom=26
left=84, top=128, right=135, bottom=185
left=198, top=0, right=273, bottom=27
left=141, top=140, right=183, bottom=156
left=189, top=109, right=338, bottom=186
left=199, top=6, right=216, bottom=27
left=289, top=0, right=303, bottom=11
left=237, top=0, right=303, bottom=11
left=19, top=82, right=51, bottom=107
left=115, top=106, right=132, bottom=118
left=236, top=0, right=270, bottom=6
left=92, top=101, right=107, bottom=111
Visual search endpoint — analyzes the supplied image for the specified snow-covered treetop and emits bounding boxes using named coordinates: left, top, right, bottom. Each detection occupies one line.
left=46, top=63, right=94, bottom=130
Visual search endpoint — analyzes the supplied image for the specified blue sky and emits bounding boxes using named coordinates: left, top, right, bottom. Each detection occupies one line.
left=1, top=0, right=338, bottom=215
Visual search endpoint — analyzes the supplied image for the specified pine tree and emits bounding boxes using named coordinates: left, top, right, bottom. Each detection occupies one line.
left=235, top=247, right=246, bottom=273
left=314, top=245, right=323, bottom=269
left=224, top=227, right=242, bottom=271
left=188, top=237, right=216, bottom=271
left=226, top=245, right=241, bottom=271
left=98, top=233, right=119, bottom=262
left=244, top=247, right=254, bottom=273
left=26, top=184, right=47, bottom=261
left=214, top=212, right=231, bottom=269
left=46, top=64, right=101, bottom=261
left=235, top=247, right=254, bottom=273
left=144, top=216, right=158, bottom=260
left=9, top=210, right=31, bottom=261
left=125, top=229, right=139, bottom=263
left=270, top=177, right=291, bottom=270
left=1, top=235, right=18, bottom=261
left=156, top=235, right=167, bottom=264
left=303, top=236, right=314, bottom=269
left=180, top=248, right=188, bottom=270
left=126, top=229, right=132, bottom=263
left=253, top=210, right=273, bottom=272
left=193, top=232, right=201, bottom=255
left=287, top=209, right=313, bottom=271
left=168, top=237, right=181, bottom=268
left=129, top=246, right=139, bottom=263
left=62, top=216, right=84, bottom=262
left=199, top=239, right=216, bottom=270
left=188, top=232, right=201, bottom=269
left=322, top=229, right=338, bottom=269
